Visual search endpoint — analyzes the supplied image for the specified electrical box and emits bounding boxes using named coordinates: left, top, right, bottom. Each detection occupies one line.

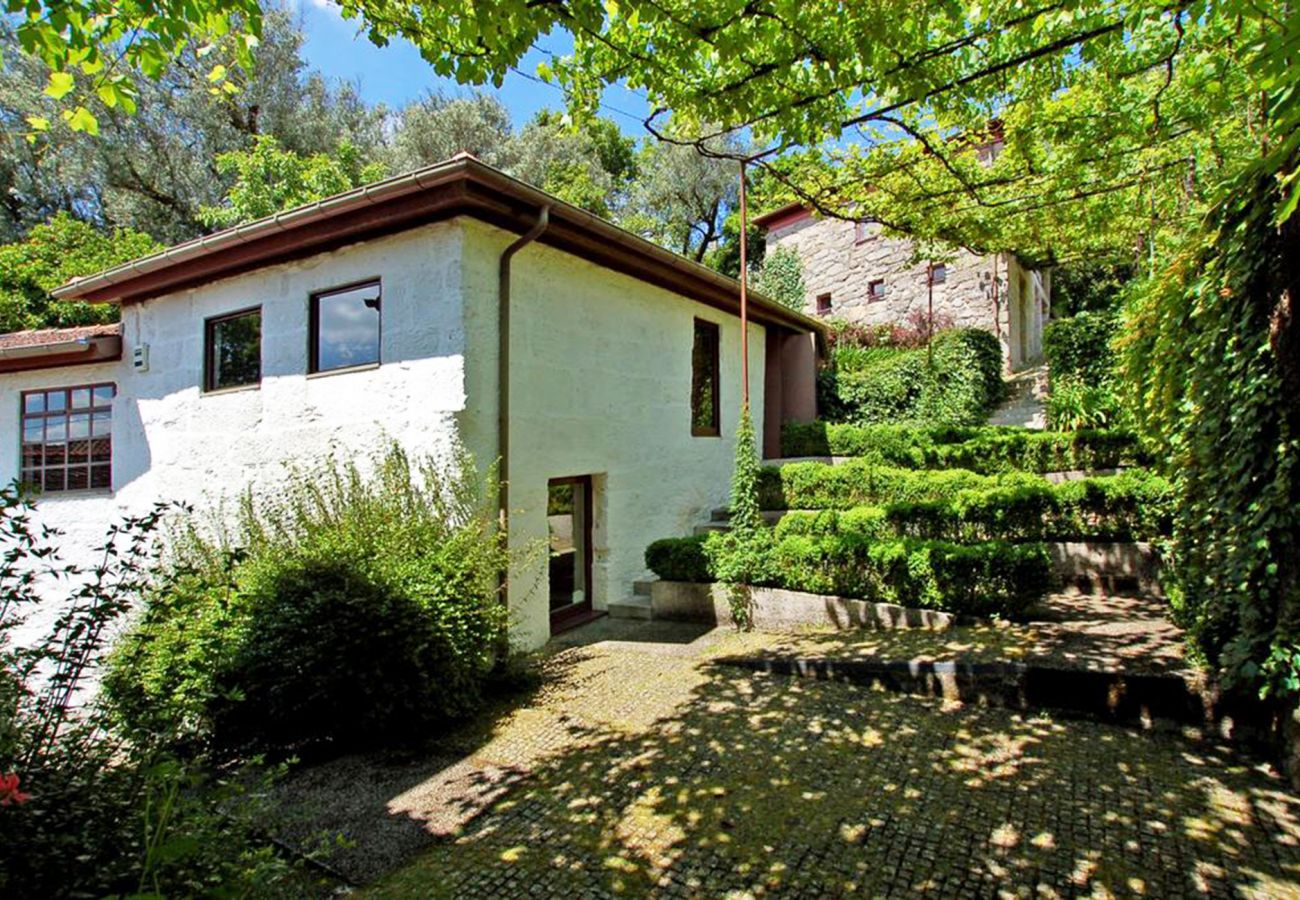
left=132, top=343, right=149, bottom=372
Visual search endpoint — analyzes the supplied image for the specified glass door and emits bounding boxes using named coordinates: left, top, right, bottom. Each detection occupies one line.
left=548, top=475, right=593, bottom=632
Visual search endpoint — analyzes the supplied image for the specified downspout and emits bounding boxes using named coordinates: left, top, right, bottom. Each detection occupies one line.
left=497, top=206, right=550, bottom=552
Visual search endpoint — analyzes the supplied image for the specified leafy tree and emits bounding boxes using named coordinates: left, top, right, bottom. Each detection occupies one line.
left=198, top=136, right=387, bottom=228
left=384, top=91, right=515, bottom=172
left=1051, top=262, right=1135, bottom=317
left=620, top=129, right=748, bottom=262
left=0, top=12, right=386, bottom=243
left=510, top=110, right=637, bottom=215
left=0, top=213, right=160, bottom=331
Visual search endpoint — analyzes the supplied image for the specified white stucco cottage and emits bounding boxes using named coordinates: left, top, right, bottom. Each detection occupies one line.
left=0, top=156, right=822, bottom=649
left=755, top=203, right=1050, bottom=371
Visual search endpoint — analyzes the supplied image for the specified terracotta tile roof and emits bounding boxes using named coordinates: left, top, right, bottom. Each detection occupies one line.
left=0, top=323, right=121, bottom=351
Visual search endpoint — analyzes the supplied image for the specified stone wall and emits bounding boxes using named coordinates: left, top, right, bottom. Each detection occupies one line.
left=765, top=213, right=1049, bottom=370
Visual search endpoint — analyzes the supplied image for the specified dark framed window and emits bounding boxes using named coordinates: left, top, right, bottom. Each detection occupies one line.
left=816, top=293, right=832, bottom=315
left=20, top=383, right=114, bottom=493
left=310, top=280, right=381, bottom=373
left=691, top=318, right=720, bottom=437
left=868, top=279, right=887, bottom=302
left=854, top=220, right=877, bottom=244
left=929, top=264, right=947, bottom=285
left=204, top=308, right=261, bottom=392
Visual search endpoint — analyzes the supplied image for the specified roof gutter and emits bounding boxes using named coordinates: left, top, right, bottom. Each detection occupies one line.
left=0, top=338, right=97, bottom=359
left=496, top=205, right=550, bottom=596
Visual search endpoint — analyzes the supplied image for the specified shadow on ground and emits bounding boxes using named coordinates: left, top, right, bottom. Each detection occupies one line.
left=317, top=631, right=1300, bottom=899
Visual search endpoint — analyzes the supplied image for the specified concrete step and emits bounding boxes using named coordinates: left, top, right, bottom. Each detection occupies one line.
left=608, top=595, right=653, bottom=620
left=632, top=579, right=656, bottom=597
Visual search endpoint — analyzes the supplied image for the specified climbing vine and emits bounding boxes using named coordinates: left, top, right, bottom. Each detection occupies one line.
left=1119, top=152, right=1300, bottom=695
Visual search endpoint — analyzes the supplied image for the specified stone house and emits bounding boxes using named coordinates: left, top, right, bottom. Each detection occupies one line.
left=754, top=204, right=1049, bottom=371
left=0, top=155, right=821, bottom=650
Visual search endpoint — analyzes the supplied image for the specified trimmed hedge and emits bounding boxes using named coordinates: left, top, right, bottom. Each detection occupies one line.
left=644, top=532, right=1051, bottom=619
left=758, top=459, right=1040, bottom=510
left=820, top=328, right=1004, bottom=426
left=780, top=422, right=1150, bottom=473
left=759, top=460, right=1170, bottom=524
left=774, top=469, right=1173, bottom=543
left=645, top=534, right=711, bottom=582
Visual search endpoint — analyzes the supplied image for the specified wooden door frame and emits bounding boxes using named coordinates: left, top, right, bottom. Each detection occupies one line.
left=548, top=474, right=596, bottom=633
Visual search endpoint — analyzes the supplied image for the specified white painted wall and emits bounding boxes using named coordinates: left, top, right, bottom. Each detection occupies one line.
left=1, top=222, right=470, bottom=646
left=458, top=219, right=766, bottom=649
left=3, top=215, right=775, bottom=654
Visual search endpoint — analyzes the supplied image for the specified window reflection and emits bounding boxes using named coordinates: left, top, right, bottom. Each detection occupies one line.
left=312, top=282, right=380, bottom=373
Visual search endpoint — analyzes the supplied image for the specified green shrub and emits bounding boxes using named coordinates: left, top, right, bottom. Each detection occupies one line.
left=775, top=469, right=1173, bottom=543
left=754, top=245, right=806, bottom=311
left=1047, top=376, right=1122, bottom=431
left=781, top=422, right=1150, bottom=472
left=643, top=531, right=1051, bottom=619
left=106, top=444, right=511, bottom=756
left=1043, top=311, right=1117, bottom=386
left=820, top=328, right=1004, bottom=426
left=645, top=534, right=712, bottom=582
left=758, top=459, right=1045, bottom=510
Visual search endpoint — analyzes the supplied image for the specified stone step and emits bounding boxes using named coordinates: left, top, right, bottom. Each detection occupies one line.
left=708, top=508, right=785, bottom=524
left=693, top=522, right=731, bottom=536
left=631, top=579, right=656, bottom=597
left=608, top=595, right=653, bottom=620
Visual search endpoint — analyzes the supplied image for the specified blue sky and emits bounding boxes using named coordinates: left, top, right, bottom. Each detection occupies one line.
left=292, top=1, right=653, bottom=136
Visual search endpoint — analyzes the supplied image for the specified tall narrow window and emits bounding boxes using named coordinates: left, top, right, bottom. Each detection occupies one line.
left=691, top=319, right=720, bottom=437
left=205, top=308, right=261, bottom=392
left=310, top=280, right=381, bottom=373
left=21, top=383, right=114, bottom=493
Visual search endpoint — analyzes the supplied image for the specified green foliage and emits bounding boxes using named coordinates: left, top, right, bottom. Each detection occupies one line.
left=1051, top=262, right=1133, bottom=316
left=0, top=486, right=312, bottom=898
left=199, top=135, right=387, bottom=228
left=643, top=531, right=1051, bottom=619
left=644, top=534, right=711, bottom=582
left=0, top=212, right=159, bottom=331
left=754, top=245, right=806, bottom=311
left=1119, top=153, right=1300, bottom=696
left=820, top=329, right=1003, bottom=427
left=781, top=422, right=1150, bottom=473
left=729, top=405, right=763, bottom=535
left=1046, top=378, right=1121, bottom=432
left=105, top=443, right=511, bottom=755
left=774, top=469, right=1172, bottom=544
left=1043, top=312, right=1117, bottom=386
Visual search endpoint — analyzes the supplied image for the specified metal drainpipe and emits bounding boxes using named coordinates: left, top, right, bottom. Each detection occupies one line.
left=497, top=206, right=550, bottom=554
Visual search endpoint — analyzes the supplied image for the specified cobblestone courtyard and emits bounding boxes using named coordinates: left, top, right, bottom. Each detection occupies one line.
left=304, top=621, right=1300, bottom=898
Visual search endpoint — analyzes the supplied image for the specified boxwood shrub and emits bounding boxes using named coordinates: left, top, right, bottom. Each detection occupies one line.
left=819, top=328, right=1004, bottom=426
left=775, top=469, right=1173, bottom=543
left=105, top=445, right=511, bottom=756
left=644, top=532, right=1051, bottom=619
left=758, top=459, right=1043, bottom=510
left=780, top=422, right=1151, bottom=473
left=644, top=534, right=711, bottom=582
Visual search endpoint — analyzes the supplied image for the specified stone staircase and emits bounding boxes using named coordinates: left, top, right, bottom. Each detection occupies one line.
left=608, top=577, right=656, bottom=620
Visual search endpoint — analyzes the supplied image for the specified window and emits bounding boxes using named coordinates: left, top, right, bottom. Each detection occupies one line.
left=929, top=264, right=947, bottom=285
left=854, top=220, right=877, bottom=244
left=205, top=308, right=261, bottom=392
left=816, top=293, right=833, bottom=315
left=20, top=384, right=114, bottom=493
left=310, top=280, right=381, bottom=373
left=868, top=279, right=887, bottom=302
left=690, top=319, right=720, bottom=436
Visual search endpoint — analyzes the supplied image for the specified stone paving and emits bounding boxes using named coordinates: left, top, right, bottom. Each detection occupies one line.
left=351, top=620, right=1300, bottom=899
